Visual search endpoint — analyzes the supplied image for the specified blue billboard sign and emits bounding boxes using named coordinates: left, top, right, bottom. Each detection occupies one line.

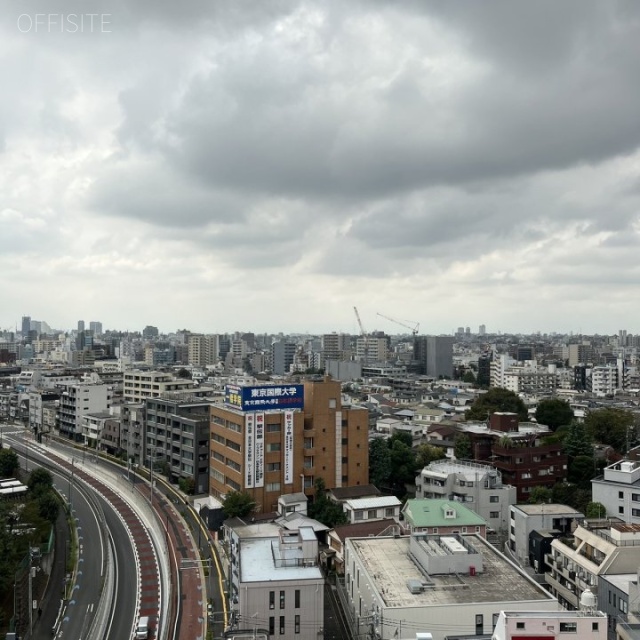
left=224, top=384, right=304, bottom=411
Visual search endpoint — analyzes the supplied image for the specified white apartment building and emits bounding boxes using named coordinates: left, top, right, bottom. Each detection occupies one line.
left=58, top=383, right=112, bottom=441
left=356, top=336, right=389, bottom=363
left=415, top=460, right=516, bottom=536
left=490, top=354, right=517, bottom=388
left=343, top=533, right=557, bottom=640
left=226, top=522, right=324, bottom=640
left=589, top=361, right=628, bottom=396
left=545, top=523, right=640, bottom=611
left=188, top=334, right=220, bottom=367
left=492, top=608, right=607, bottom=640
left=122, top=370, right=195, bottom=403
left=342, top=496, right=402, bottom=524
left=592, top=460, right=640, bottom=524
left=502, top=364, right=558, bottom=395
left=509, top=504, right=584, bottom=569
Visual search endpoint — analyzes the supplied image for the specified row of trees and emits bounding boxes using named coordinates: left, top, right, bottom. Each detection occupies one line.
left=369, top=432, right=446, bottom=498
left=0, top=457, right=60, bottom=611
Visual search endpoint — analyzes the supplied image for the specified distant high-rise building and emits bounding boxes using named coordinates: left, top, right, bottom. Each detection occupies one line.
left=21, top=316, right=31, bottom=336
left=479, top=324, right=486, bottom=336
left=271, top=340, right=296, bottom=375
left=188, top=334, right=219, bottom=366
left=89, top=321, right=103, bottom=336
left=77, top=320, right=85, bottom=333
left=413, top=336, right=454, bottom=378
left=142, top=325, right=159, bottom=339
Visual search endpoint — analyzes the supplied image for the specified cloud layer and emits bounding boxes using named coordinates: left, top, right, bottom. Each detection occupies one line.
left=1, top=0, right=639, bottom=334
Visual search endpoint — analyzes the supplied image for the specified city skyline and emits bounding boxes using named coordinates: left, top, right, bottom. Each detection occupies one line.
left=2, top=2, right=640, bottom=334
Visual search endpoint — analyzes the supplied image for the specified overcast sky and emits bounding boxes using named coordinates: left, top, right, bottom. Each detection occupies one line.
left=1, top=1, right=639, bottom=336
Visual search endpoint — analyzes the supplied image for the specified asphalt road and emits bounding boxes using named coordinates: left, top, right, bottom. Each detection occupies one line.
left=7, top=430, right=140, bottom=640
left=9, top=434, right=105, bottom=640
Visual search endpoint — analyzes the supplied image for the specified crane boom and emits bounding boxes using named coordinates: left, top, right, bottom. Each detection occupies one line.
left=353, top=306, right=369, bottom=363
left=376, top=312, right=419, bottom=336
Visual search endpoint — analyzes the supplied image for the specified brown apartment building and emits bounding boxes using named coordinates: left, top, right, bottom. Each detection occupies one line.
left=209, top=377, right=369, bottom=514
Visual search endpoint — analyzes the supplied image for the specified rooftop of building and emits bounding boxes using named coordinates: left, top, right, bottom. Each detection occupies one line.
left=402, top=499, right=487, bottom=527
left=348, top=534, right=553, bottom=608
left=499, top=609, right=606, bottom=619
left=420, top=459, right=502, bottom=479
left=240, top=536, right=323, bottom=583
left=330, top=484, right=381, bottom=500
left=512, top=504, right=583, bottom=516
left=331, top=519, right=402, bottom=542
left=278, top=492, right=307, bottom=505
left=344, top=496, right=402, bottom=510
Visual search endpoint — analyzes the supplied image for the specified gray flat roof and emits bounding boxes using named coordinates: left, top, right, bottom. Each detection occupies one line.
left=349, top=535, right=555, bottom=609
left=512, top=504, right=583, bottom=516
left=240, top=538, right=323, bottom=582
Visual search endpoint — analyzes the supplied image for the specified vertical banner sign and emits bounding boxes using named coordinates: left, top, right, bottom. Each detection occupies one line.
left=254, top=412, right=265, bottom=488
left=245, top=413, right=255, bottom=488
left=284, top=410, right=294, bottom=485
left=335, top=411, right=342, bottom=487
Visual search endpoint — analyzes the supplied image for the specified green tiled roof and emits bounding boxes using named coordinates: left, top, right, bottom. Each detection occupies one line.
left=402, top=499, right=487, bottom=528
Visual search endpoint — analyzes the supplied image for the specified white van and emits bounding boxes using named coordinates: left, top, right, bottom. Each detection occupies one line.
left=135, top=616, right=149, bottom=639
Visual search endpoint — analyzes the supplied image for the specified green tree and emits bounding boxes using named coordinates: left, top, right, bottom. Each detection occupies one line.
left=535, top=398, right=574, bottom=432
left=308, top=478, right=348, bottom=528
left=552, top=481, right=578, bottom=507
left=462, top=371, right=476, bottom=384
left=415, top=444, right=446, bottom=468
left=454, top=434, right=472, bottom=460
left=28, top=467, right=54, bottom=496
left=568, top=455, right=597, bottom=490
left=389, top=438, right=418, bottom=495
left=564, top=422, right=593, bottom=459
left=389, top=431, right=413, bottom=449
left=37, top=491, right=60, bottom=523
left=465, top=388, right=528, bottom=422
left=528, top=486, right=552, bottom=504
left=369, top=438, right=392, bottom=489
left=0, top=449, right=19, bottom=478
left=585, top=502, right=607, bottom=518
left=222, top=491, right=256, bottom=519
left=584, top=408, right=637, bottom=453
left=176, top=368, right=192, bottom=379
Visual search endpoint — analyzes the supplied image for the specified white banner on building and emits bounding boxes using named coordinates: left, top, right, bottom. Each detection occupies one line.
left=335, top=411, right=342, bottom=487
left=284, top=410, right=294, bottom=485
left=245, top=413, right=255, bottom=488
left=254, top=412, right=265, bottom=488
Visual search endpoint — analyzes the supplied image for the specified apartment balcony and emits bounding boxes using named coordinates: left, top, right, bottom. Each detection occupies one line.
left=544, top=572, right=578, bottom=608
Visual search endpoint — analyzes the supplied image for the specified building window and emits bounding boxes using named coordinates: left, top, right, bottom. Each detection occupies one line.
left=304, top=456, right=314, bottom=469
left=368, top=510, right=377, bottom=519
left=592, top=622, right=599, bottom=631
left=270, top=591, right=275, bottom=610
left=619, top=506, right=625, bottom=515
left=280, top=590, right=285, bottom=609
left=295, top=590, right=300, bottom=608
left=267, top=443, right=281, bottom=453
left=559, top=622, right=577, bottom=633
left=475, top=614, right=483, bottom=634
left=304, top=437, right=314, bottom=449
left=267, top=462, right=281, bottom=472
left=516, top=622, right=525, bottom=629
left=489, top=496, right=499, bottom=503
left=269, top=617, right=275, bottom=635
left=329, top=398, right=337, bottom=408
left=354, top=511, right=363, bottom=521
left=385, top=508, right=395, bottom=517
left=280, top=616, right=285, bottom=635
left=490, top=511, right=500, bottom=519
left=619, top=491, right=624, bottom=499
left=492, top=613, right=499, bottom=629
left=267, top=423, right=281, bottom=432
left=295, top=615, right=300, bottom=634
left=267, top=482, right=281, bottom=492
